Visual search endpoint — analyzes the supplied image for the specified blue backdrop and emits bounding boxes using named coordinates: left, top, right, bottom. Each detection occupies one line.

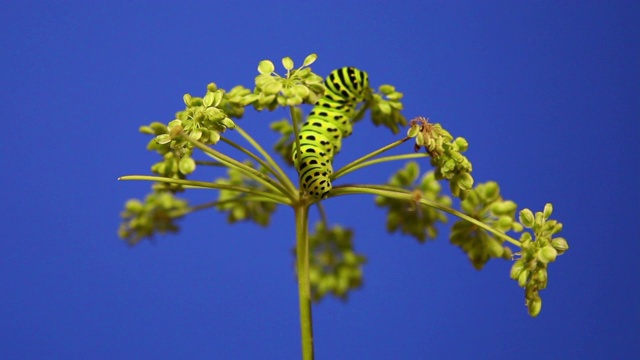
left=1, top=1, right=638, bottom=359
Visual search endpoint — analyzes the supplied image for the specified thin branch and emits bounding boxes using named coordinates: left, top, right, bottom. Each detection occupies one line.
left=331, top=137, right=412, bottom=180
left=118, top=175, right=292, bottom=205
left=183, top=133, right=296, bottom=201
left=330, top=184, right=522, bottom=247
left=290, top=105, right=303, bottom=189
left=231, top=124, right=297, bottom=193
left=333, top=153, right=430, bottom=181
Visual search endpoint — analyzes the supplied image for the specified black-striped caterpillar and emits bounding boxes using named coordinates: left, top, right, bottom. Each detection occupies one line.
left=293, top=67, right=369, bottom=199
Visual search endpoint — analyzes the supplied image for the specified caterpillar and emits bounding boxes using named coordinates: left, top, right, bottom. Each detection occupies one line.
left=293, top=67, right=370, bottom=199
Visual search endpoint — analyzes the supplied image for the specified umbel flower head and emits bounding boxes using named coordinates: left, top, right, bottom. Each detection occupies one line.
left=510, top=203, right=568, bottom=317
left=252, top=54, right=326, bottom=110
left=408, top=116, right=473, bottom=199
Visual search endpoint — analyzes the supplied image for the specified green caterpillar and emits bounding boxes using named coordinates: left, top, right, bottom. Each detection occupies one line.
left=293, top=67, right=369, bottom=199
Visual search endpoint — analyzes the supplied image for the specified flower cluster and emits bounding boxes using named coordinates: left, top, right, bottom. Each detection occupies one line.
left=300, top=222, right=366, bottom=302
left=376, top=162, right=451, bottom=242
left=214, top=161, right=277, bottom=226
left=252, top=54, right=326, bottom=110
left=118, top=192, right=189, bottom=246
left=408, top=117, right=473, bottom=199
left=156, top=89, right=237, bottom=147
left=369, top=84, right=407, bottom=133
left=510, top=204, right=569, bottom=317
left=451, top=181, right=520, bottom=269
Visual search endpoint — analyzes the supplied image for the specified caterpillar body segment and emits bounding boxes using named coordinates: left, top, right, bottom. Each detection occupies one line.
left=293, top=67, right=369, bottom=199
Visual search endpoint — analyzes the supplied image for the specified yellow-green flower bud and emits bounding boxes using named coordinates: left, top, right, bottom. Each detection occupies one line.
left=281, top=56, right=294, bottom=70
left=527, top=296, right=542, bottom=317
left=302, top=53, right=318, bottom=67
left=258, top=60, right=275, bottom=74
left=538, top=245, right=558, bottom=263
left=492, top=200, right=517, bottom=215
left=519, top=209, right=535, bottom=228
left=543, top=203, right=553, bottom=219
left=551, top=237, right=569, bottom=254
left=518, top=269, right=529, bottom=287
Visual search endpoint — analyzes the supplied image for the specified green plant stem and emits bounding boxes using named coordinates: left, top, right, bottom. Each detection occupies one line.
left=290, top=105, right=303, bottom=182
left=194, top=160, right=226, bottom=167
left=331, top=137, right=412, bottom=180
left=184, top=133, right=295, bottom=201
left=333, top=153, right=429, bottom=181
left=230, top=125, right=297, bottom=194
left=169, top=196, right=284, bottom=218
left=118, top=175, right=291, bottom=205
left=331, top=185, right=522, bottom=247
left=295, top=203, right=314, bottom=360
left=316, top=202, right=329, bottom=227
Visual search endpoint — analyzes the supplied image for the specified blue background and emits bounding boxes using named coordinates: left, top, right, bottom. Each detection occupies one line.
left=1, top=1, right=638, bottom=359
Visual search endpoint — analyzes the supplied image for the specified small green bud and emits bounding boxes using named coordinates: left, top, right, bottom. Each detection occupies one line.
left=149, top=122, right=168, bottom=134
left=155, top=134, right=171, bottom=144
left=543, top=203, right=553, bottom=219
left=502, top=246, right=513, bottom=260
left=389, top=95, right=404, bottom=105
left=302, top=53, right=318, bottom=67
left=415, top=132, right=425, bottom=146
left=551, top=237, right=569, bottom=254
left=255, top=74, right=275, bottom=88
left=536, top=268, right=548, bottom=289
left=212, top=90, right=223, bottom=107
left=487, top=239, right=505, bottom=257
left=205, top=107, right=226, bottom=121
left=456, top=172, right=474, bottom=190
left=519, top=232, right=532, bottom=244
left=286, top=95, right=302, bottom=106
left=296, top=67, right=311, bottom=77
left=454, top=137, right=469, bottom=151
left=527, top=296, right=542, bottom=317
left=139, top=126, right=154, bottom=135
left=519, top=209, right=535, bottom=228
left=281, top=87, right=293, bottom=98
left=293, top=84, right=310, bottom=98
left=242, top=93, right=259, bottom=106
left=220, top=117, right=236, bottom=130
left=209, top=131, right=221, bottom=144
left=551, top=222, right=564, bottom=235
left=263, top=81, right=283, bottom=95
left=460, top=198, right=476, bottom=214
left=190, top=128, right=202, bottom=140
left=518, top=269, right=529, bottom=287
left=183, top=93, right=193, bottom=107
left=482, top=182, right=500, bottom=202
left=257, top=60, right=275, bottom=75
left=497, top=215, right=513, bottom=230
left=124, top=199, right=144, bottom=212
left=178, top=156, right=196, bottom=175
left=512, top=222, right=524, bottom=232
left=203, top=91, right=215, bottom=107
left=510, top=259, right=525, bottom=280
left=379, top=84, right=396, bottom=94
left=538, top=245, right=558, bottom=263
left=282, top=57, right=294, bottom=70
left=407, top=124, right=420, bottom=138
left=378, top=101, right=392, bottom=114
left=492, top=201, right=517, bottom=216
left=534, top=211, right=545, bottom=229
